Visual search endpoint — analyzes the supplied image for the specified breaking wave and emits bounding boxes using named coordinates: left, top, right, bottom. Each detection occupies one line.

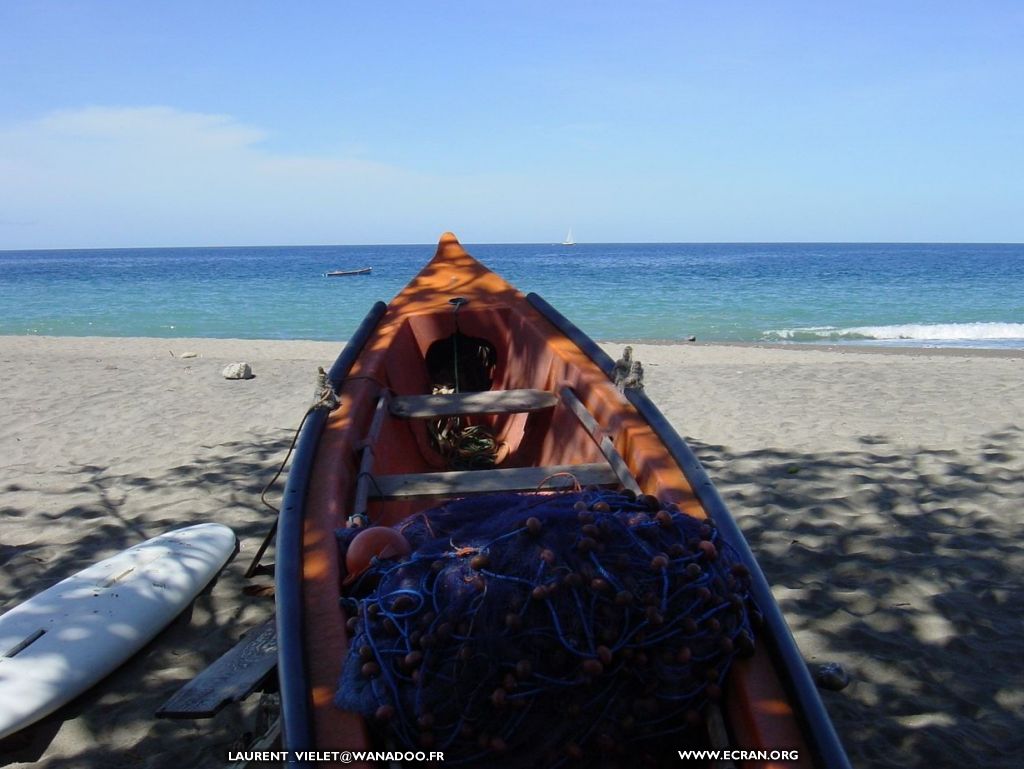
left=762, top=322, right=1024, bottom=343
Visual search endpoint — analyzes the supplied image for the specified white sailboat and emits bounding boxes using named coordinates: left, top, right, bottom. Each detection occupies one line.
left=562, top=228, right=575, bottom=246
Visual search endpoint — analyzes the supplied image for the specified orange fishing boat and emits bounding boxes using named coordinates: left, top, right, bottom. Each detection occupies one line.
left=275, top=233, right=849, bottom=768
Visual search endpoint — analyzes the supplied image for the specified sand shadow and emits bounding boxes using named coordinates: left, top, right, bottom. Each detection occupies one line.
left=0, top=430, right=292, bottom=768
left=4, top=421, right=1023, bottom=768
left=688, top=426, right=1024, bottom=768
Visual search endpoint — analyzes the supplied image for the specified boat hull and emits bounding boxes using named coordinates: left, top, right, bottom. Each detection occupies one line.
left=325, top=267, right=372, bottom=277
left=276, top=233, right=848, bottom=768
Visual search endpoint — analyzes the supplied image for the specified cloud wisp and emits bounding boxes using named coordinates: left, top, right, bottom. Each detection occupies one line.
left=0, top=106, right=575, bottom=248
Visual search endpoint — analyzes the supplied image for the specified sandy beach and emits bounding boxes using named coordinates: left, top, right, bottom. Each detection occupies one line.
left=1, top=335, right=1022, bottom=768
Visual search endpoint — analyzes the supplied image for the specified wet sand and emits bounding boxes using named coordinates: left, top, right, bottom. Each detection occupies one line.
left=1, top=336, right=1022, bottom=768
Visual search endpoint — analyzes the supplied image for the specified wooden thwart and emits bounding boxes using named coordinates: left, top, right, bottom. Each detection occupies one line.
left=390, top=388, right=557, bottom=418
left=156, top=618, right=277, bottom=719
left=370, top=463, right=617, bottom=499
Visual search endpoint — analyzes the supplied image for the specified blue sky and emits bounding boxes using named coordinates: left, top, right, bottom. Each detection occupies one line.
left=1, top=1, right=1022, bottom=247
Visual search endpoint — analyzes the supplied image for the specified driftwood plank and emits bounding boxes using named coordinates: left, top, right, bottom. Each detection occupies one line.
left=156, top=618, right=277, bottom=719
left=390, top=389, right=557, bottom=418
left=370, top=463, right=617, bottom=499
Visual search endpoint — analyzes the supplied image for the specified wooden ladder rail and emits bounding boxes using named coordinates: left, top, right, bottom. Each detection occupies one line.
left=349, top=390, right=392, bottom=526
left=558, top=386, right=643, bottom=496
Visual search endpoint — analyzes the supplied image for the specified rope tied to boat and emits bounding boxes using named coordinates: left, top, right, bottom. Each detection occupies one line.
left=313, top=366, right=340, bottom=410
left=426, top=385, right=505, bottom=470
left=259, top=367, right=339, bottom=516
left=613, top=346, right=645, bottom=392
left=244, top=367, right=344, bottom=577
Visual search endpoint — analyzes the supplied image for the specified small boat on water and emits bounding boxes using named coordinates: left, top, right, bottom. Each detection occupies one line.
left=276, top=233, right=849, bottom=768
left=562, top=228, right=575, bottom=246
left=325, top=267, right=372, bottom=277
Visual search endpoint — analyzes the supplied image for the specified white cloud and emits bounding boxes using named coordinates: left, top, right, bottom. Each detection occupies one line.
left=35, top=106, right=268, bottom=147
left=0, top=106, right=581, bottom=248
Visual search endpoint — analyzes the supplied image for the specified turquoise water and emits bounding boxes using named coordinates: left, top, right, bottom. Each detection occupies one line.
left=1, top=243, right=1022, bottom=348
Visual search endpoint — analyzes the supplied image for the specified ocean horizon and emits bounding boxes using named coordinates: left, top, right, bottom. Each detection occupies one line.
left=2, top=242, right=1023, bottom=349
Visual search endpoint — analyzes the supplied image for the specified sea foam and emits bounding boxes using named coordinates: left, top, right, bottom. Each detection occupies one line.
left=763, top=322, right=1024, bottom=343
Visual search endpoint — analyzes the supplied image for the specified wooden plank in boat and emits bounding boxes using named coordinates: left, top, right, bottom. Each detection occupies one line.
left=370, top=463, right=617, bottom=498
left=389, top=389, right=557, bottom=418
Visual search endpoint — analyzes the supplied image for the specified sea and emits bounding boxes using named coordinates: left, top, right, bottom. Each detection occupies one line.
left=1, top=242, right=1022, bottom=349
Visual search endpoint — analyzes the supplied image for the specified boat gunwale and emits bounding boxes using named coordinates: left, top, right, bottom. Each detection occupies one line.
left=276, top=300, right=388, bottom=768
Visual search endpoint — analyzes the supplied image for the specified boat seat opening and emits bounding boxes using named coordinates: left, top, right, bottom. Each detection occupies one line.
left=417, top=331, right=508, bottom=470
left=424, top=331, right=496, bottom=393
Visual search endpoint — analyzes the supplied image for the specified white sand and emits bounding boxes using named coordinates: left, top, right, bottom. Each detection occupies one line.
left=2, top=336, right=1023, bottom=768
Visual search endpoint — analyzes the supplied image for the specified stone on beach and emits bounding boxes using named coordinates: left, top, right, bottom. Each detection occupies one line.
left=812, top=661, right=851, bottom=691
left=222, top=362, right=253, bottom=380
left=180, top=351, right=198, bottom=359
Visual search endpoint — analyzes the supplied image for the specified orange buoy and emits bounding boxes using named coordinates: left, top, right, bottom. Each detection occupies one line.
left=343, top=527, right=412, bottom=586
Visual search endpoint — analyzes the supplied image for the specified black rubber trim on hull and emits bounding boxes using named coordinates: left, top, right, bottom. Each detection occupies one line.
left=276, top=301, right=388, bottom=768
left=327, top=301, right=390, bottom=389
left=526, top=292, right=851, bottom=769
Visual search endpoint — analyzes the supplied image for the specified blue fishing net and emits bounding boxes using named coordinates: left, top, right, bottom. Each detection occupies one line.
left=335, top=490, right=756, bottom=766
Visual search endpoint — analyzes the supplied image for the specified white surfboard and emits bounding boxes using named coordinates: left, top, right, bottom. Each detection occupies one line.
left=0, top=522, right=237, bottom=739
